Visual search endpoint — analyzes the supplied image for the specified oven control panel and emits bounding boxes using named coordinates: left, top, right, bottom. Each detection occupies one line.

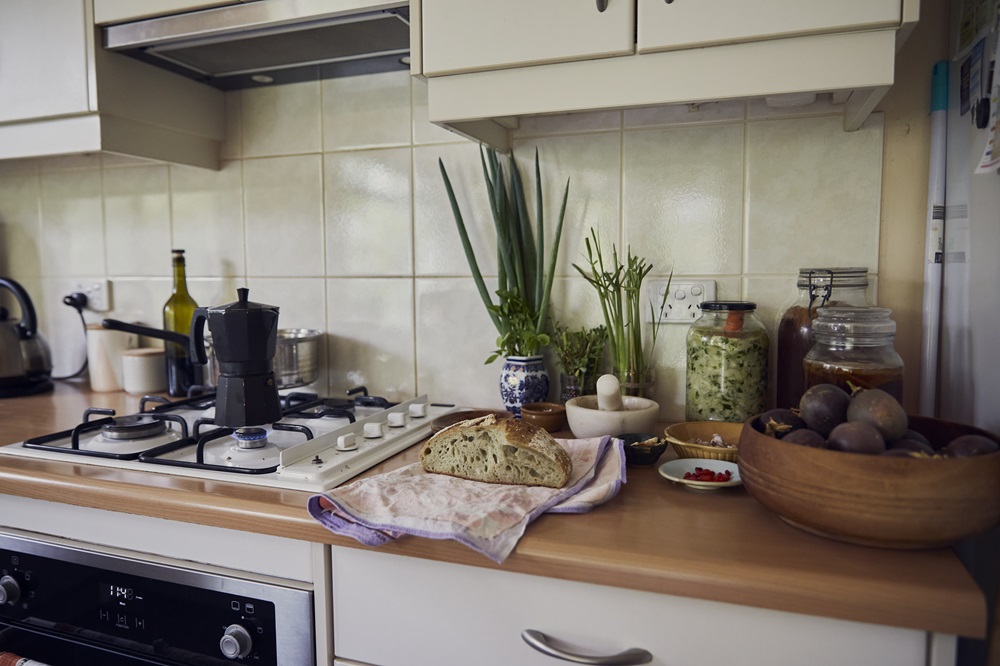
left=0, top=533, right=312, bottom=665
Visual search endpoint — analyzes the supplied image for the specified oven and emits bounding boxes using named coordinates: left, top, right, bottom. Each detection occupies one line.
left=0, top=531, right=312, bottom=665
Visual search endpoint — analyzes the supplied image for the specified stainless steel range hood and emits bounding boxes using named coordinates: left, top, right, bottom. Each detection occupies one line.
left=102, top=0, right=410, bottom=90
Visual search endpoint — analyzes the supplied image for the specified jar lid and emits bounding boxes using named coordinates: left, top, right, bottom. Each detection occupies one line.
left=796, top=267, right=869, bottom=289
left=700, top=301, right=756, bottom=312
left=813, top=306, right=895, bottom=336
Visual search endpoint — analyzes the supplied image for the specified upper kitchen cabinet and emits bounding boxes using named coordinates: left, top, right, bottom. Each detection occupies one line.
left=0, top=0, right=224, bottom=169
left=412, top=0, right=919, bottom=150
left=421, top=0, right=635, bottom=76
left=94, top=0, right=242, bottom=24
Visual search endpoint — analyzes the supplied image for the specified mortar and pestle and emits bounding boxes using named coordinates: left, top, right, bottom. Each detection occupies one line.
left=564, top=374, right=660, bottom=438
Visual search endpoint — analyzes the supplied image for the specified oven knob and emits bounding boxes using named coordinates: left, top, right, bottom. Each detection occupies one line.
left=0, top=575, right=21, bottom=605
left=387, top=412, right=407, bottom=428
left=363, top=422, right=385, bottom=439
left=219, top=624, right=253, bottom=659
left=408, top=403, right=428, bottom=418
left=336, top=433, right=358, bottom=451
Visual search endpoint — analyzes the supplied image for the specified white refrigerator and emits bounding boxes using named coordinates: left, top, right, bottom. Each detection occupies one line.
left=941, top=8, right=1000, bottom=664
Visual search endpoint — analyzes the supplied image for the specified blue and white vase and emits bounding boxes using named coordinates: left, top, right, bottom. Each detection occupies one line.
left=499, top=355, right=549, bottom=418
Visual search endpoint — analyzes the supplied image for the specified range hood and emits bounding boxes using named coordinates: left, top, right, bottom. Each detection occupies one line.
left=102, top=0, right=410, bottom=90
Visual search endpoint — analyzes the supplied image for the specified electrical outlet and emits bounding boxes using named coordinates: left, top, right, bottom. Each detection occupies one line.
left=73, top=280, right=111, bottom=312
left=646, top=279, right=717, bottom=324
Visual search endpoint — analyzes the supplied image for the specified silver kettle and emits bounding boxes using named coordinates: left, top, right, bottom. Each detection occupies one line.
left=0, top=277, right=53, bottom=398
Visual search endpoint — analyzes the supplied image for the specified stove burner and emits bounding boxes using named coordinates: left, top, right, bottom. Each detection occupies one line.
left=101, top=415, right=168, bottom=440
left=233, top=427, right=268, bottom=450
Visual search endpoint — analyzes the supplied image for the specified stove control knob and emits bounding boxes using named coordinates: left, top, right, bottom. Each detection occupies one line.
left=0, top=575, right=20, bottom=605
left=219, top=624, right=253, bottom=659
left=388, top=412, right=407, bottom=428
left=408, top=403, right=428, bottom=418
left=363, top=422, right=386, bottom=439
left=336, top=433, right=358, bottom=451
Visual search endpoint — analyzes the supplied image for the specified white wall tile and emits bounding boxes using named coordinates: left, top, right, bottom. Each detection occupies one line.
left=414, top=142, right=495, bottom=277
left=104, top=165, right=171, bottom=278
left=325, top=148, right=412, bottom=276
left=39, top=170, right=105, bottom=277
left=322, top=70, right=412, bottom=150
left=242, top=81, right=322, bottom=158
left=513, top=110, right=622, bottom=137
left=512, top=132, right=622, bottom=278
left=745, top=114, right=884, bottom=274
left=625, top=100, right=746, bottom=128
left=327, top=277, right=415, bottom=402
left=170, top=161, right=246, bottom=277
left=0, top=175, right=42, bottom=278
left=411, top=77, right=466, bottom=146
left=623, top=123, right=744, bottom=276
left=243, top=155, right=324, bottom=277
left=415, top=277, right=502, bottom=409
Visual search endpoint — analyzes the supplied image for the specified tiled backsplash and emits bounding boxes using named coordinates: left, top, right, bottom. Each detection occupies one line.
left=0, top=72, right=883, bottom=420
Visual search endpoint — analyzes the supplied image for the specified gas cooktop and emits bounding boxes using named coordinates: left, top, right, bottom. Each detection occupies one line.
left=0, top=391, right=459, bottom=492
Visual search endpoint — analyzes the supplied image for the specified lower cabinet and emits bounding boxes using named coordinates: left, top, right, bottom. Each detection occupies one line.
left=330, top=547, right=945, bottom=666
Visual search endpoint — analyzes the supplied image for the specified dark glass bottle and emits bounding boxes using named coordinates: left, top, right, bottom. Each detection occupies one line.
left=162, top=249, right=198, bottom=396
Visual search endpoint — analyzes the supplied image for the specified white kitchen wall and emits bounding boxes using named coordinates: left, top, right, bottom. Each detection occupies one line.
left=0, top=72, right=883, bottom=420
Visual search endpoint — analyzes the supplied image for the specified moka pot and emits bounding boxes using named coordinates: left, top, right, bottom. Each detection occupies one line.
left=190, top=288, right=282, bottom=427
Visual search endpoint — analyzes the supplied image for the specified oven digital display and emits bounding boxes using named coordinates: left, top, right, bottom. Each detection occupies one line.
left=99, top=581, right=147, bottom=633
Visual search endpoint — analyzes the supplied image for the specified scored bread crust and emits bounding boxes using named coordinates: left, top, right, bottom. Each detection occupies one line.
left=420, top=414, right=572, bottom=488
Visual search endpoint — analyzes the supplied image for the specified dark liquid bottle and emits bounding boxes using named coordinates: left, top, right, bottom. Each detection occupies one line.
left=162, top=249, right=198, bottom=397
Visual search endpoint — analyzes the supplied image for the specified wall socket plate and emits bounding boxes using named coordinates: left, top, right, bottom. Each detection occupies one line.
left=73, top=280, right=111, bottom=312
left=646, top=279, right=717, bottom=324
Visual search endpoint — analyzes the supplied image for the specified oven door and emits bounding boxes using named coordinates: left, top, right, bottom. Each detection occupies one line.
left=0, top=533, right=314, bottom=666
left=0, top=620, right=191, bottom=665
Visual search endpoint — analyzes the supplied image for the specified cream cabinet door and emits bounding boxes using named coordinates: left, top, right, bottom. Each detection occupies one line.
left=421, top=0, right=635, bottom=77
left=331, top=547, right=932, bottom=666
left=93, top=0, right=244, bottom=25
left=636, top=0, right=902, bottom=53
left=0, top=0, right=91, bottom=123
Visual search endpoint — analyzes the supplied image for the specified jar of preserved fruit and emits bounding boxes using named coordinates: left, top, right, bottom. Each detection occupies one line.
left=803, top=306, right=903, bottom=400
left=775, top=267, right=871, bottom=408
left=686, top=301, right=769, bottom=422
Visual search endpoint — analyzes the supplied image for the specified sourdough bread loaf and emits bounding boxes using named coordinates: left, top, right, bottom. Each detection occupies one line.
left=420, top=414, right=572, bottom=488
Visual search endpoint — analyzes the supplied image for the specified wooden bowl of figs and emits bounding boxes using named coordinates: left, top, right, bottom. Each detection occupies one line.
left=738, top=384, right=1000, bottom=549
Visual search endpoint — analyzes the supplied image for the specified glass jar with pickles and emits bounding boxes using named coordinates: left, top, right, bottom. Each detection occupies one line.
left=685, top=301, right=769, bottom=422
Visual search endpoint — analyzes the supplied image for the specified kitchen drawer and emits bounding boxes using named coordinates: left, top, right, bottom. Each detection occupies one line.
left=331, top=547, right=931, bottom=666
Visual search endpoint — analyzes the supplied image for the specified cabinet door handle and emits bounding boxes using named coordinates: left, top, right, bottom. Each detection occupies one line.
left=521, top=630, right=652, bottom=665
left=596, top=0, right=609, bottom=12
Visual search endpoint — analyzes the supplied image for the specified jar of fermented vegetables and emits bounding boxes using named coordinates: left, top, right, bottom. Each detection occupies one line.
left=685, top=301, right=769, bottom=422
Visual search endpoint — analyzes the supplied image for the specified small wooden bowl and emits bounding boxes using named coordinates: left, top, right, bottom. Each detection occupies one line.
left=520, top=402, right=567, bottom=433
left=738, top=415, right=1000, bottom=549
left=663, top=421, right=743, bottom=462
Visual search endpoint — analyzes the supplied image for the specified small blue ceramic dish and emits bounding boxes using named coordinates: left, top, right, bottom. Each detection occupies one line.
left=619, top=433, right=669, bottom=468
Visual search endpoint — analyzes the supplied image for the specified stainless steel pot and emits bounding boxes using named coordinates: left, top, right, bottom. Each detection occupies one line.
left=102, top=319, right=321, bottom=391
left=275, top=328, right=323, bottom=389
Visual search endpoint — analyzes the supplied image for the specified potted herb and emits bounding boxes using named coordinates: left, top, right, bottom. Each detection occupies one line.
left=439, top=147, right=570, bottom=415
left=551, top=322, right=607, bottom=402
left=573, top=228, right=669, bottom=397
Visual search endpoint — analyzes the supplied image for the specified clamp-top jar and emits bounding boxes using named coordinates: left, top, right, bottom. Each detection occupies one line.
left=775, top=267, right=871, bottom=408
left=803, top=306, right=904, bottom=401
left=685, top=301, right=769, bottom=423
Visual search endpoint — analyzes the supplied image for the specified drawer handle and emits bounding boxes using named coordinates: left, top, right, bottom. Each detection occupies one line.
left=521, top=630, right=652, bottom=665
left=596, top=0, right=609, bottom=11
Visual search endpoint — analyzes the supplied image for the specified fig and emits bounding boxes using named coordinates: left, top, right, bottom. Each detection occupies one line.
left=781, top=428, right=827, bottom=449
left=944, top=434, right=1000, bottom=458
left=757, top=408, right=806, bottom=439
left=827, top=421, right=886, bottom=455
left=846, top=388, right=908, bottom=441
left=887, top=438, right=935, bottom=456
left=798, top=384, right=851, bottom=437
left=899, top=429, right=932, bottom=448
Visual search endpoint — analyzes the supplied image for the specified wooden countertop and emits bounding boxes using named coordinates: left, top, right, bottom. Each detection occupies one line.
left=0, top=382, right=987, bottom=639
